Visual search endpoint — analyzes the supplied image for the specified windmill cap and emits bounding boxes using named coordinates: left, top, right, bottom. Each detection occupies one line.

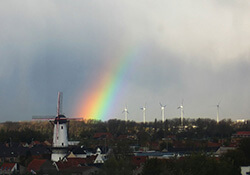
left=54, top=115, right=67, bottom=124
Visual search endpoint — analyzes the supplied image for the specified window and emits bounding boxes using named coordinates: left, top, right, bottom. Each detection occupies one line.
left=62, top=143, right=64, bottom=146
left=61, top=126, right=63, bottom=129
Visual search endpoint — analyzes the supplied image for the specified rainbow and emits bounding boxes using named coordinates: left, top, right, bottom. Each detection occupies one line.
left=76, top=47, right=138, bottom=121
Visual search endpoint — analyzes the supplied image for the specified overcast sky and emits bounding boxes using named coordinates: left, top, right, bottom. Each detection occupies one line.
left=0, top=0, right=250, bottom=122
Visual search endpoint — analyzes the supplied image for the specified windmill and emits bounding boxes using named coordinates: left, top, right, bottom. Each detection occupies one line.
left=216, top=100, right=221, bottom=124
left=141, top=104, right=146, bottom=123
left=177, top=100, right=184, bottom=128
left=160, top=103, right=166, bottom=122
left=32, top=92, right=82, bottom=162
left=122, top=105, right=129, bottom=122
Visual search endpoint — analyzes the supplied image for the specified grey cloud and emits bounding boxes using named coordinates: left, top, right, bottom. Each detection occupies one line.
left=0, top=0, right=250, bottom=122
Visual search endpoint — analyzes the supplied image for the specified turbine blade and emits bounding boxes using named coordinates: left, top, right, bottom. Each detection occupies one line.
left=218, top=99, right=222, bottom=105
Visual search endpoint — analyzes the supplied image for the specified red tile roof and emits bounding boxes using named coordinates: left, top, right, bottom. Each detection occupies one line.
left=207, top=142, right=221, bottom=147
left=0, top=163, right=16, bottom=171
left=56, top=158, right=86, bottom=170
left=236, top=131, right=250, bottom=135
left=55, top=156, right=97, bottom=170
left=132, top=156, right=147, bottom=167
left=27, top=159, right=47, bottom=172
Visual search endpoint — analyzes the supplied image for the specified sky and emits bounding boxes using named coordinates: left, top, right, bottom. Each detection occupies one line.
left=0, top=0, right=250, bottom=122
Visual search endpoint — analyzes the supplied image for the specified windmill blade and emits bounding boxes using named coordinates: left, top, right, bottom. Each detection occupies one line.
left=67, top=117, right=83, bottom=121
left=32, top=115, right=56, bottom=120
left=160, top=102, right=163, bottom=107
left=57, top=92, right=63, bottom=116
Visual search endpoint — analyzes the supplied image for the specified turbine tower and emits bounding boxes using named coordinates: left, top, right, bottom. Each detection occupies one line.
left=177, top=100, right=184, bottom=128
left=32, top=92, right=81, bottom=162
left=216, top=101, right=221, bottom=124
left=160, top=103, right=166, bottom=122
left=122, top=105, right=129, bottom=122
left=141, top=104, right=146, bottom=123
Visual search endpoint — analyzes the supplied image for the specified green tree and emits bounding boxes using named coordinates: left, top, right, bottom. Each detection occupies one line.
left=142, top=158, right=166, bottom=175
left=97, top=156, right=133, bottom=175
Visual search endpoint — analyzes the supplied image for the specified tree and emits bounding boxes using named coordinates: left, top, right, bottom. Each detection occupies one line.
left=97, top=156, right=133, bottom=175
left=142, top=154, right=240, bottom=175
left=142, top=158, right=166, bottom=175
left=239, top=138, right=250, bottom=164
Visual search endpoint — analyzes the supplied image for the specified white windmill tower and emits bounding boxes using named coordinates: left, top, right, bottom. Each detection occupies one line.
left=122, top=105, right=129, bottom=122
left=160, top=103, right=166, bottom=122
left=177, top=100, right=184, bottom=128
left=33, top=92, right=81, bottom=162
left=141, top=104, right=146, bottom=123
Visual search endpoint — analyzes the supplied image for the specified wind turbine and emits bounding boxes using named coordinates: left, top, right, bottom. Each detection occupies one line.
left=216, top=100, right=221, bottom=124
left=160, top=103, right=166, bottom=122
left=122, top=105, right=129, bottom=122
left=141, top=103, right=146, bottom=123
left=177, top=100, right=184, bottom=128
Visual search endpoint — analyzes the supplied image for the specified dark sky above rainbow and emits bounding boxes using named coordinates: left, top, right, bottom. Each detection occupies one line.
left=0, top=0, right=250, bottom=122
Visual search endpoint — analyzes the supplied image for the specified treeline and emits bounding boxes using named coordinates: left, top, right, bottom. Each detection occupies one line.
left=0, top=118, right=250, bottom=144
left=0, top=128, right=49, bottom=143
left=141, top=154, right=239, bottom=175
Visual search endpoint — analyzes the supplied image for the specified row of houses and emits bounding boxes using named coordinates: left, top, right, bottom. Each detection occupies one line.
left=0, top=142, right=108, bottom=174
left=1, top=131, right=250, bottom=174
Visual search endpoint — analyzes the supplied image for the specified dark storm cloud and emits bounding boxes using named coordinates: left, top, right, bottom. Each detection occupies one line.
left=0, top=0, right=250, bottom=121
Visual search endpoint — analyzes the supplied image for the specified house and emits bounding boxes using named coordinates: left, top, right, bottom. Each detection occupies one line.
left=53, top=156, right=99, bottom=174
left=0, top=163, right=18, bottom=175
left=43, top=140, right=52, bottom=147
left=215, top=146, right=236, bottom=156
left=0, top=145, right=27, bottom=163
left=132, top=156, right=147, bottom=167
left=94, top=148, right=105, bottom=164
left=57, top=166, right=99, bottom=175
left=27, top=159, right=57, bottom=174
left=241, top=166, right=250, bottom=175
left=29, top=145, right=51, bottom=159
left=132, top=156, right=148, bottom=175
left=233, top=131, right=250, bottom=138
left=232, top=131, right=250, bottom=144
left=54, top=156, right=98, bottom=171
left=232, top=131, right=250, bottom=143
left=72, top=145, right=88, bottom=158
